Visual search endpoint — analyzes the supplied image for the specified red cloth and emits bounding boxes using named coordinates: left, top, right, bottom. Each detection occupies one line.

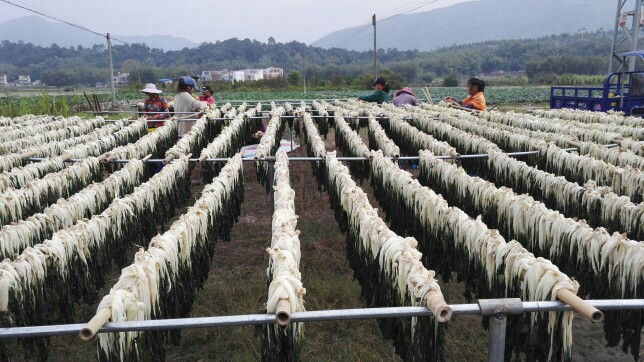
left=199, top=95, right=215, bottom=105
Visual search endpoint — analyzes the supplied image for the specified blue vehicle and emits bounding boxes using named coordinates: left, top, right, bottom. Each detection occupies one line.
left=550, top=51, right=644, bottom=115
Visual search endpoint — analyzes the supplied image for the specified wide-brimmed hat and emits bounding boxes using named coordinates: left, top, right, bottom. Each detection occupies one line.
left=140, top=83, right=162, bottom=94
left=395, top=87, right=417, bottom=98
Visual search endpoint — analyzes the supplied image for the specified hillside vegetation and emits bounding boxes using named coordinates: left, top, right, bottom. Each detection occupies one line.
left=0, top=30, right=628, bottom=87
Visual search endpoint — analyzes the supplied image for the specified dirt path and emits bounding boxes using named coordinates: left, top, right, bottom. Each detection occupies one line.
left=166, top=128, right=400, bottom=360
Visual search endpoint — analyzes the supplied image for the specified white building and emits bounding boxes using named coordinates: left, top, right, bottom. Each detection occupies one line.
left=199, top=67, right=284, bottom=82
left=0, top=74, right=7, bottom=85
left=244, top=69, right=264, bottom=81
left=201, top=70, right=214, bottom=81
left=264, top=67, right=284, bottom=79
left=113, top=72, right=129, bottom=85
left=18, top=75, right=31, bottom=84
left=213, top=70, right=234, bottom=81
left=233, top=70, right=245, bottom=82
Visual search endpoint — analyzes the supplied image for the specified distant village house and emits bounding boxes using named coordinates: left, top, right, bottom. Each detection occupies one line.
left=264, top=67, right=284, bottom=79
left=200, top=67, right=284, bottom=82
left=478, top=70, right=526, bottom=80
left=18, top=75, right=31, bottom=84
left=113, top=72, right=129, bottom=85
left=0, top=74, right=7, bottom=85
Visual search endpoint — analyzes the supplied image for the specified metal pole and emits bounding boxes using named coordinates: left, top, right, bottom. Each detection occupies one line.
left=372, top=14, right=377, bottom=78
left=630, top=0, right=643, bottom=72
left=0, top=300, right=641, bottom=339
left=106, top=33, right=116, bottom=109
left=25, top=147, right=588, bottom=164
left=302, top=55, right=306, bottom=94
left=609, top=0, right=626, bottom=73
left=487, top=315, right=507, bottom=362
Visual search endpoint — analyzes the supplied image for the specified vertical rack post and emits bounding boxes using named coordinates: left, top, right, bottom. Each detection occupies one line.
left=487, top=314, right=507, bottom=362
left=478, top=298, right=523, bottom=362
left=372, top=14, right=377, bottom=78
left=106, top=33, right=116, bottom=109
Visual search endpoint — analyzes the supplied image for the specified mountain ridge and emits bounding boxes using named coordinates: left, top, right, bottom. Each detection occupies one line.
left=0, top=15, right=198, bottom=51
left=313, top=0, right=615, bottom=51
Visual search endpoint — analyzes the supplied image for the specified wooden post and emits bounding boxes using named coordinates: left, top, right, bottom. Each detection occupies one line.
left=83, top=92, right=95, bottom=114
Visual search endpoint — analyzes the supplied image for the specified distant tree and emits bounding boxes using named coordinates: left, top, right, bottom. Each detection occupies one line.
left=287, top=70, right=300, bottom=86
left=421, top=72, right=435, bottom=84
left=442, top=73, right=459, bottom=87
left=330, top=75, right=344, bottom=86
left=307, top=76, right=320, bottom=87
left=376, top=69, right=405, bottom=89
left=268, top=37, right=276, bottom=45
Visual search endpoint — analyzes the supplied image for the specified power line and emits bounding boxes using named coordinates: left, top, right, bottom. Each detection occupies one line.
left=11, top=0, right=48, bottom=14
left=334, top=24, right=372, bottom=49
left=377, top=0, right=429, bottom=18
left=0, top=0, right=130, bottom=44
left=331, top=0, right=442, bottom=48
left=379, top=0, right=441, bottom=24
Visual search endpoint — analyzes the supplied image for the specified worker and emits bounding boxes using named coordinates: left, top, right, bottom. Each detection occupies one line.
left=442, top=77, right=486, bottom=111
left=358, top=78, right=390, bottom=104
left=249, top=119, right=267, bottom=144
left=199, top=85, right=216, bottom=105
left=139, top=83, right=169, bottom=130
left=174, top=76, right=207, bottom=136
left=393, top=87, right=419, bottom=107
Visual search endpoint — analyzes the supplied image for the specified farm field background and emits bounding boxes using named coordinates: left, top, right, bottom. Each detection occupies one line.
left=0, top=86, right=551, bottom=117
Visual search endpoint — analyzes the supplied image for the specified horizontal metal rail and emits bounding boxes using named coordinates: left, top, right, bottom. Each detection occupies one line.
left=95, top=111, right=198, bottom=114
left=25, top=148, right=579, bottom=164
left=0, top=299, right=641, bottom=339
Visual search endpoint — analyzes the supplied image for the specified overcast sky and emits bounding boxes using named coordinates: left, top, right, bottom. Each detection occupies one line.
left=0, top=0, right=471, bottom=44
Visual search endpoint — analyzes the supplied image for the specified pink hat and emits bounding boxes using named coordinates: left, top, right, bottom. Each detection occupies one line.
left=395, top=87, right=417, bottom=98
left=140, top=83, right=162, bottom=94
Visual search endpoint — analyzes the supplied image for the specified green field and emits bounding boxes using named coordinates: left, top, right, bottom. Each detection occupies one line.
left=0, top=86, right=551, bottom=117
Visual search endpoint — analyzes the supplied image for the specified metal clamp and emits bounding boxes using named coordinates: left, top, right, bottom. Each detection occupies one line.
left=478, top=298, right=524, bottom=316
left=478, top=298, right=523, bottom=362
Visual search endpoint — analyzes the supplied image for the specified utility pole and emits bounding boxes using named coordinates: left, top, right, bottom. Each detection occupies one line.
left=372, top=14, right=378, bottom=79
left=106, top=33, right=116, bottom=108
left=302, top=55, right=306, bottom=93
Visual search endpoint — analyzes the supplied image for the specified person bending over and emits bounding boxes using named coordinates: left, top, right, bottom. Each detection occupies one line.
left=140, top=83, right=169, bottom=129
left=358, top=77, right=390, bottom=104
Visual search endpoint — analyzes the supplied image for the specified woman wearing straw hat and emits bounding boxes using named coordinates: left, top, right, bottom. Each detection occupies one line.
left=393, top=87, right=419, bottom=107
left=140, top=83, right=170, bottom=129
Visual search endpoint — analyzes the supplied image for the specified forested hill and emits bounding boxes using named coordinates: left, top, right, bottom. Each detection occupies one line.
left=313, top=0, right=613, bottom=51
left=0, top=30, right=618, bottom=86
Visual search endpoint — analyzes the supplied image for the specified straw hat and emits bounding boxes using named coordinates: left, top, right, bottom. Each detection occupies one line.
left=140, top=83, right=162, bottom=94
left=394, top=87, right=417, bottom=98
